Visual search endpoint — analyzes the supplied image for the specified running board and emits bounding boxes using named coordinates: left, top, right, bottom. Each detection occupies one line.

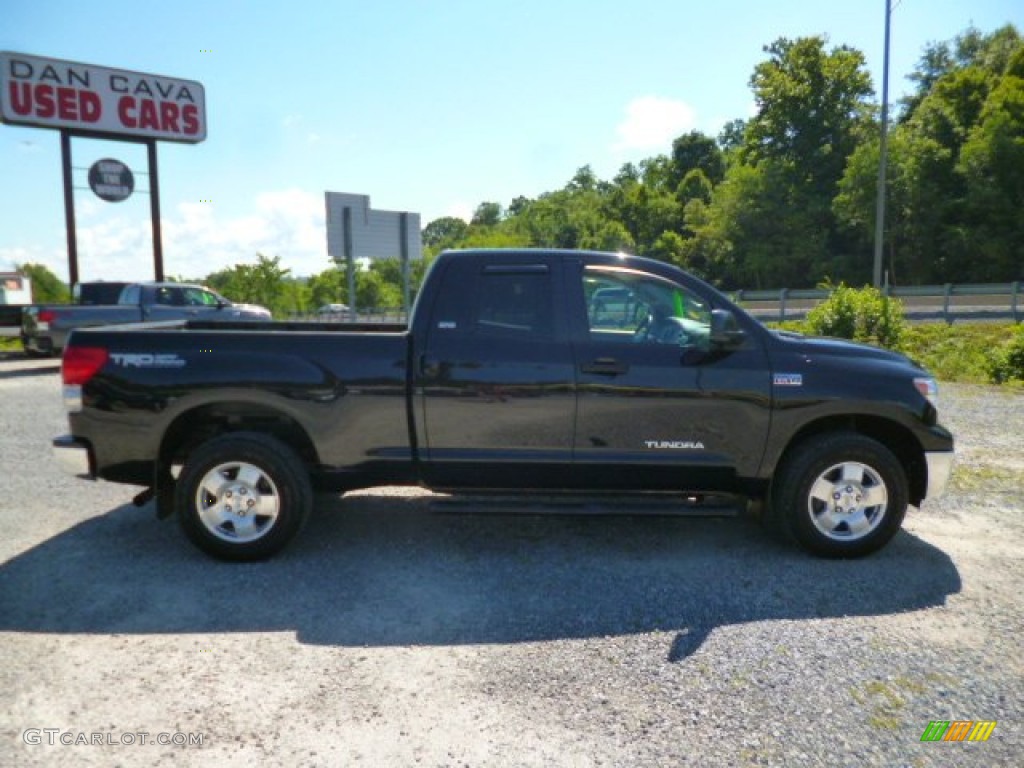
left=426, top=493, right=742, bottom=517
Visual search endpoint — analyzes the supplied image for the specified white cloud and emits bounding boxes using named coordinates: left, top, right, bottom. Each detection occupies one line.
left=160, top=188, right=331, bottom=279
left=613, top=96, right=698, bottom=152
left=0, top=189, right=336, bottom=285
left=444, top=202, right=474, bottom=223
left=0, top=245, right=65, bottom=276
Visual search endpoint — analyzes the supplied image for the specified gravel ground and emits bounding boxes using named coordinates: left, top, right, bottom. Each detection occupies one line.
left=0, top=355, right=1021, bottom=767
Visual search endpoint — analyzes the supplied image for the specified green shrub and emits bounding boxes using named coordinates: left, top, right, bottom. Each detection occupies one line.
left=988, top=325, right=1024, bottom=384
left=805, top=283, right=906, bottom=349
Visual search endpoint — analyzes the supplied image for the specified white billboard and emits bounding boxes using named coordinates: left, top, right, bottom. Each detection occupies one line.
left=0, top=51, right=206, bottom=143
left=325, top=191, right=422, bottom=262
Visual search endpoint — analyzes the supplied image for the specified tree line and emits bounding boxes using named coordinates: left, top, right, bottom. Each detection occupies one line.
left=425, top=24, right=1024, bottom=289
left=17, top=24, right=1022, bottom=313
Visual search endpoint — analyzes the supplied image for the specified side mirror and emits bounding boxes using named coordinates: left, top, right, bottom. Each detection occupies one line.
left=709, top=309, right=745, bottom=350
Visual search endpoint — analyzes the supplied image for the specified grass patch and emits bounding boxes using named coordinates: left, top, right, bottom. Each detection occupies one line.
left=854, top=679, right=911, bottom=731
left=768, top=320, right=1023, bottom=385
left=950, top=464, right=1024, bottom=493
left=898, top=324, right=1015, bottom=384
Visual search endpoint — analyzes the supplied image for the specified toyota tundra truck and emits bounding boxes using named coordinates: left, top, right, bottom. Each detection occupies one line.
left=52, top=248, right=954, bottom=561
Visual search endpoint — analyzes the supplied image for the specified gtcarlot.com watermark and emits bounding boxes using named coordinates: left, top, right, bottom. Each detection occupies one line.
left=23, top=729, right=204, bottom=747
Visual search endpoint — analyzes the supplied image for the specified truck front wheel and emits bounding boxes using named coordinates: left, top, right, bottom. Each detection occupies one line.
left=175, top=432, right=312, bottom=561
left=773, top=432, right=909, bottom=558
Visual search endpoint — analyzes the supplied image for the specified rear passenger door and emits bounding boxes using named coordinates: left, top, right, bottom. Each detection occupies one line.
left=144, top=285, right=190, bottom=321
left=417, top=254, right=576, bottom=489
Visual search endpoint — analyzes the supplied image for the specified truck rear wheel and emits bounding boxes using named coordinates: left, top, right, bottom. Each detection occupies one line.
left=773, top=432, right=908, bottom=558
left=175, top=432, right=312, bottom=561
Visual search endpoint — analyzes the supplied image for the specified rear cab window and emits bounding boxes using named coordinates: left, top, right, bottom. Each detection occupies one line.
left=427, top=259, right=560, bottom=342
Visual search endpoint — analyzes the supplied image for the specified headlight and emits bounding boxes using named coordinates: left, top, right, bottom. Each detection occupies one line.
left=913, top=377, right=938, bottom=407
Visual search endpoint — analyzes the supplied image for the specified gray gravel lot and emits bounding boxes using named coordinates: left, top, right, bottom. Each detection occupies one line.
left=1, top=354, right=1021, bottom=767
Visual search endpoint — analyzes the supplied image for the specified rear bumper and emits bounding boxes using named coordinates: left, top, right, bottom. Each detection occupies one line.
left=925, top=450, right=954, bottom=499
left=53, top=435, right=94, bottom=479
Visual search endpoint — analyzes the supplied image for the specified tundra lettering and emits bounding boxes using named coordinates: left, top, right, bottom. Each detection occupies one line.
left=644, top=441, right=705, bottom=450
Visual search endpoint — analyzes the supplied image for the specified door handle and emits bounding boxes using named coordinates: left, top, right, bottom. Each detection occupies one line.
left=580, top=357, right=628, bottom=375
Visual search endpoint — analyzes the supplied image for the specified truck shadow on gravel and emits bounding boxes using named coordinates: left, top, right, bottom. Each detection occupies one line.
left=0, top=360, right=59, bottom=378
left=0, top=494, right=961, bottom=660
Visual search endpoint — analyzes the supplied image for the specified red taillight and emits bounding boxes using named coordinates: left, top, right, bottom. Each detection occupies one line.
left=39, top=309, right=57, bottom=323
left=62, top=346, right=109, bottom=386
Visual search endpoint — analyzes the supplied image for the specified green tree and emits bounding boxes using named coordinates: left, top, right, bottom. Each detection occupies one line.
left=692, top=36, right=874, bottom=287
left=834, top=128, right=955, bottom=283
left=354, top=268, right=401, bottom=310
left=422, top=217, right=469, bottom=252
left=670, top=131, right=725, bottom=187
left=718, top=119, right=746, bottom=153
left=307, top=266, right=346, bottom=308
left=204, top=254, right=291, bottom=316
left=17, top=263, right=70, bottom=303
left=744, top=36, right=873, bottom=196
left=470, top=202, right=503, bottom=227
left=959, top=51, right=1024, bottom=281
left=366, top=256, right=435, bottom=305
left=836, top=25, right=1023, bottom=284
left=902, top=25, right=1022, bottom=120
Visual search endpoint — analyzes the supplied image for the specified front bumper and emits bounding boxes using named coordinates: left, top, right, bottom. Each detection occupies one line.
left=53, top=435, right=94, bottom=479
left=925, top=450, right=954, bottom=499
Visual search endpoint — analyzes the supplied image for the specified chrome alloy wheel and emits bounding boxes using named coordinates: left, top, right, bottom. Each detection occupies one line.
left=807, top=461, right=888, bottom=541
left=195, top=461, right=280, bottom=543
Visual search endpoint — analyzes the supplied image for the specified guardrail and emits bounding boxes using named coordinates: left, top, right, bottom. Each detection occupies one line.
left=731, top=282, right=1023, bottom=324
left=288, top=310, right=408, bottom=324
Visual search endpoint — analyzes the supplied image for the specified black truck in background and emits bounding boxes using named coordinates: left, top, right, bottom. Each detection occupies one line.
left=53, top=249, right=954, bottom=561
left=23, top=281, right=272, bottom=356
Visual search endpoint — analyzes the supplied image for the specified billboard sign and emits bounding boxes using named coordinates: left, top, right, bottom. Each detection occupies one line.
left=0, top=51, right=206, bottom=143
left=325, top=192, right=422, bottom=262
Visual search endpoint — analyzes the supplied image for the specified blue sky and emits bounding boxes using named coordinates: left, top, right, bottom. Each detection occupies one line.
left=1, top=0, right=1021, bottom=282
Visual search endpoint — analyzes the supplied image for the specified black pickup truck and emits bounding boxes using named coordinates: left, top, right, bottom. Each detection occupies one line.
left=53, top=248, right=954, bottom=561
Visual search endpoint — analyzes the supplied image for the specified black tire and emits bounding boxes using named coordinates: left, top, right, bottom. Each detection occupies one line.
left=772, top=432, right=908, bottom=558
left=175, top=432, right=312, bottom=561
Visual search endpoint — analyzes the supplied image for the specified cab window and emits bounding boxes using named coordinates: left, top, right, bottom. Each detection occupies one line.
left=583, top=266, right=710, bottom=347
left=183, top=287, right=219, bottom=306
left=118, top=285, right=141, bottom=305
left=476, top=269, right=553, bottom=339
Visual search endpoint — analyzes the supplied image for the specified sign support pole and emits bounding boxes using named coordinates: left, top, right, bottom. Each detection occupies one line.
left=343, top=206, right=355, bottom=312
left=400, top=212, right=410, bottom=315
left=147, top=139, right=165, bottom=281
left=60, top=130, right=80, bottom=289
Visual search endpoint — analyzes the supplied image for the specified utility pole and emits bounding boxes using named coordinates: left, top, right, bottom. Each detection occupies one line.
left=873, top=0, right=892, bottom=288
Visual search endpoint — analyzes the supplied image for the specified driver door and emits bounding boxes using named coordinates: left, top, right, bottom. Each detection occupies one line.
left=571, top=262, right=771, bottom=490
